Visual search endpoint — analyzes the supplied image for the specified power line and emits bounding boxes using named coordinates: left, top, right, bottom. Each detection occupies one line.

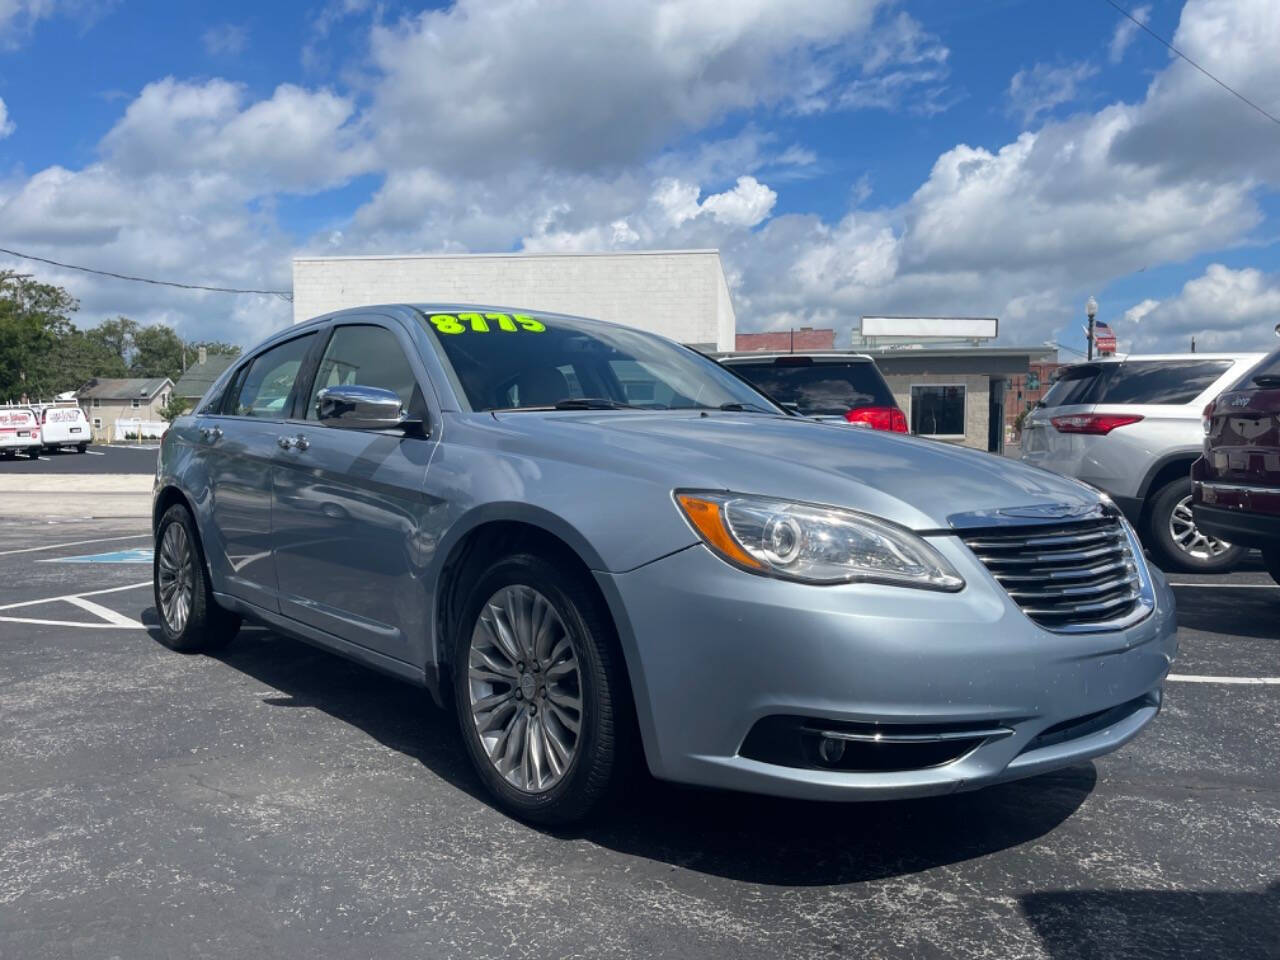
left=1102, top=0, right=1280, bottom=128
left=0, top=246, right=293, bottom=301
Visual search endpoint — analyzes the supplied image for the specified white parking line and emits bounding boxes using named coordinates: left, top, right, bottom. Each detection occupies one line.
left=0, top=534, right=150, bottom=557
left=0, top=580, right=151, bottom=611
left=83, top=449, right=104, bottom=456
left=1169, top=582, right=1278, bottom=588
left=1168, top=674, right=1280, bottom=685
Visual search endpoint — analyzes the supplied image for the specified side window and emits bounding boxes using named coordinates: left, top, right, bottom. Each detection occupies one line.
left=306, top=325, right=420, bottom=420
left=1097, top=360, right=1233, bottom=405
left=232, top=335, right=316, bottom=419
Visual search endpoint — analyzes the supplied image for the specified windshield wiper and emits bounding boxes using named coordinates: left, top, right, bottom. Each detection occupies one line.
left=552, top=397, right=636, bottom=410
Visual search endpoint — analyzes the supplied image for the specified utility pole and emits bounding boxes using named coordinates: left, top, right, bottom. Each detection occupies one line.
left=1085, top=296, right=1098, bottom=361
left=1191, top=336, right=1196, bottom=353
left=789, top=328, right=795, bottom=353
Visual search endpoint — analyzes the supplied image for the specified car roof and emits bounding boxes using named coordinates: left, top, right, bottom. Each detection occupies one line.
left=719, top=352, right=876, bottom=363
left=1078, top=353, right=1265, bottom=363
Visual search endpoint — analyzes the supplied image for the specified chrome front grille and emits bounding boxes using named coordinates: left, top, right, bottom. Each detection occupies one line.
left=960, top=516, right=1149, bottom=631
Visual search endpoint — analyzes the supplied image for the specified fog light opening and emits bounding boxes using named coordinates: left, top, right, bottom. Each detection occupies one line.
left=817, top=736, right=846, bottom=765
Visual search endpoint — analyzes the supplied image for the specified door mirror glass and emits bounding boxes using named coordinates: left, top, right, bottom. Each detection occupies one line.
left=315, top=385, right=420, bottom=431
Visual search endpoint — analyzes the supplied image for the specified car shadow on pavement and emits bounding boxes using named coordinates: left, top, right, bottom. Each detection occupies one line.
left=1171, top=586, right=1280, bottom=641
left=145, top=613, right=1096, bottom=887
left=1020, top=882, right=1280, bottom=960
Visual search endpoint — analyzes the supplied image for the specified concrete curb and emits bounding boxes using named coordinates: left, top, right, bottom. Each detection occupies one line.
left=0, top=474, right=152, bottom=518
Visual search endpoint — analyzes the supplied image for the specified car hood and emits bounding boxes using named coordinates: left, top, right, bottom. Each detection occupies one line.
left=489, top=411, right=1102, bottom=531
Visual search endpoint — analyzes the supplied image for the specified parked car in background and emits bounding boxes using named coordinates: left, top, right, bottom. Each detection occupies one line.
left=33, top=402, right=91, bottom=453
left=153, top=305, right=1175, bottom=825
left=1193, top=339, right=1280, bottom=585
left=0, top=405, right=41, bottom=459
left=1020, top=353, right=1264, bottom=572
left=718, top=353, right=907, bottom=431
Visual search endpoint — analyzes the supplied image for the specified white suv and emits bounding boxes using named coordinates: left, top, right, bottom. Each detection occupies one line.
left=1021, top=353, right=1264, bottom=572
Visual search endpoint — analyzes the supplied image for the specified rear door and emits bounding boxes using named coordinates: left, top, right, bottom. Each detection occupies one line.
left=270, top=317, right=440, bottom=662
left=199, top=331, right=319, bottom=612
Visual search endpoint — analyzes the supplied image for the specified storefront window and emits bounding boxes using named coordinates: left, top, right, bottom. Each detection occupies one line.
left=910, top=384, right=966, bottom=438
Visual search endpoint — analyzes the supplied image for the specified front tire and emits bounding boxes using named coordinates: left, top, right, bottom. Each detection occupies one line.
left=153, top=504, right=241, bottom=652
left=77, top=443, right=88, bottom=453
left=452, top=553, right=631, bottom=825
left=1145, top=477, right=1246, bottom=573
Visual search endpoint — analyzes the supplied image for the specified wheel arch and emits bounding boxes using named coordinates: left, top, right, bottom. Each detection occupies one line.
left=430, top=510, right=639, bottom=733
left=1136, top=452, right=1198, bottom=522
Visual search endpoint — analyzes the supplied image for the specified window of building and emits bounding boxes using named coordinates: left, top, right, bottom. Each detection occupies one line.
left=92, top=418, right=102, bottom=429
left=910, top=384, right=967, bottom=438
left=131, top=398, right=140, bottom=409
left=92, top=398, right=100, bottom=409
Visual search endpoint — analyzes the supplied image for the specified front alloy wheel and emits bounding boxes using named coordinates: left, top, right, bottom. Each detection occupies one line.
left=1146, top=477, right=1245, bottom=573
left=152, top=504, right=240, bottom=652
left=468, top=585, right=584, bottom=793
left=453, top=553, right=631, bottom=825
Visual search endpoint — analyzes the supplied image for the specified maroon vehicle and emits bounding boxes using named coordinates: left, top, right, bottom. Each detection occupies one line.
left=1192, top=337, right=1280, bottom=584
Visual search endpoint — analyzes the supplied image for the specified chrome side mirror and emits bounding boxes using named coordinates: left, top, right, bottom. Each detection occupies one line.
left=315, top=385, right=422, bottom=433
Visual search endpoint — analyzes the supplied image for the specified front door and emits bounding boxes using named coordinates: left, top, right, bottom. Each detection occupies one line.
left=203, top=332, right=318, bottom=612
left=271, top=320, right=440, bottom=663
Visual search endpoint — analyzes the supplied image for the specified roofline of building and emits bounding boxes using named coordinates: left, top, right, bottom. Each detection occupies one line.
left=859, top=346, right=1058, bottom=359
left=293, top=249, right=723, bottom=264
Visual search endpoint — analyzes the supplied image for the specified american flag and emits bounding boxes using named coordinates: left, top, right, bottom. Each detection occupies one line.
left=1094, top=321, right=1117, bottom=354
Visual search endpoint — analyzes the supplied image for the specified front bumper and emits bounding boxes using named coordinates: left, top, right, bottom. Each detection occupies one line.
left=596, top=537, right=1177, bottom=801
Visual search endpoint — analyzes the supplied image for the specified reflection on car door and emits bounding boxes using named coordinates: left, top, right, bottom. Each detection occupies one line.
left=270, top=319, right=441, bottom=663
left=203, top=332, right=317, bottom=612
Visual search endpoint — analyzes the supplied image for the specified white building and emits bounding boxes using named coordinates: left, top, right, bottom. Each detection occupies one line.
left=292, top=249, right=736, bottom=351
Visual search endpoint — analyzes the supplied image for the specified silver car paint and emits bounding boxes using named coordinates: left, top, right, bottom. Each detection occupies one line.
left=156, top=304, right=1177, bottom=801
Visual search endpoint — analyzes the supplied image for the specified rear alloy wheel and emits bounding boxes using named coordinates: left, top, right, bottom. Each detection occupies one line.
left=153, top=504, right=240, bottom=652
left=1146, top=477, right=1246, bottom=573
left=453, top=553, right=631, bottom=825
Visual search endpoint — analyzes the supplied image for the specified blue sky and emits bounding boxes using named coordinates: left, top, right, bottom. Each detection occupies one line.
left=1, top=0, right=1278, bottom=355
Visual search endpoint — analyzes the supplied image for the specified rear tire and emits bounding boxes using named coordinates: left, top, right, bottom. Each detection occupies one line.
left=1263, top=546, right=1280, bottom=587
left=153, top=504, right=241, bottom=652
left=452, top=552, right=632, bottom=825
left=1145, top=477, right=1246, bottom=573
left=77, top=443, right=88, bottom=453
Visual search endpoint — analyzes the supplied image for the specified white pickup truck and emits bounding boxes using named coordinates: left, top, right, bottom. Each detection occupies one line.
left=34, top=403, right=91, bottom=453
left=0, top=407, right=42, bottom=459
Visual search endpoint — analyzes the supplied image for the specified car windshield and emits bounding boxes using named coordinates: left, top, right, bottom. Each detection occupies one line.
left=417, top=310, right=782, bottom=413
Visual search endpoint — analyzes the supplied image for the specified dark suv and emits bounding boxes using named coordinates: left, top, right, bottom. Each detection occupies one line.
left=1193, top=339, right=1280, bottom=584
left=718, top=353, right=907, bottom=431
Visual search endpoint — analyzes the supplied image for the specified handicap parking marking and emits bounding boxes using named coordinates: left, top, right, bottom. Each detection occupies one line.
left=0, top=580, right=150, bottom=629
left=0, top=534, right=150, bottom=557
left=39, top=546, right=153, bottom=564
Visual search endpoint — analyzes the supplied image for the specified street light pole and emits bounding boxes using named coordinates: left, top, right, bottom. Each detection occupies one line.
left=1086, top=296, right=1098, bottom=361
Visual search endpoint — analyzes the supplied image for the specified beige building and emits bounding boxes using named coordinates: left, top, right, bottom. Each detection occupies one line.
left=76, top=377, right=174, bottom=441
left=864, top=347, right=1057, bottom=454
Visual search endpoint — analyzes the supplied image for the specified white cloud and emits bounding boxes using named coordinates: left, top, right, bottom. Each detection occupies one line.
left=101, top=78, right=372, bottom=194
left=0, top=0, right=114, bottom=47
left=700, top=176, right=777, bottom=227
left=365, top=0, right=889, bottom=174
left=0, top=96, right=13, bottom=139
left=1108, top=4, right=1151, bottom=63
left=1007, top=61, right=1098, bottom=124
left=202, top=23, right=248, bottom=56
left=1121, top=265, right=1280, bottom=353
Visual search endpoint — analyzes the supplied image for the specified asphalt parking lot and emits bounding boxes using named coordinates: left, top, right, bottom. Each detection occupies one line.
left=0, top=444, right=160, bottom=475
left=1, top=518, right=1276, bottom=959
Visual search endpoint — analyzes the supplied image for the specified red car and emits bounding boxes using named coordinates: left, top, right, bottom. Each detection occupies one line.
left=1192, top=339, right=1280, bottom=584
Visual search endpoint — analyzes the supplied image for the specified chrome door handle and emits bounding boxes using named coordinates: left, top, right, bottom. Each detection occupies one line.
left=277, top=435, right=295, bottom=450
left=292, top=434, right=309, bottom=451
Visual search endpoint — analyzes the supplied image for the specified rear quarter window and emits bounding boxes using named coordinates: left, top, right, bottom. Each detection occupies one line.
left=1097, top=360, right=1232, bottom=405
left=725, top=360, right=895, bottom=415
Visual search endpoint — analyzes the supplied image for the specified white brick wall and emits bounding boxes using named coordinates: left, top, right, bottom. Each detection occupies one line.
left=292, top=250, right=736, bottom=351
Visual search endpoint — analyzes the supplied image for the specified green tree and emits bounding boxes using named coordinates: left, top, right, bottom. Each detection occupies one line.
left=158, top=394, right=192, bottom=423
left=131, top=323, right=185, bottom=381
left=86, top=316, right=139, bottom=369
left=0, top=271, right=81, bottom=400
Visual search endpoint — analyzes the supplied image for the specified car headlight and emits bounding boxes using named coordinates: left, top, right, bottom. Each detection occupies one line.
left=674, top=491, right=965, bottom=590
